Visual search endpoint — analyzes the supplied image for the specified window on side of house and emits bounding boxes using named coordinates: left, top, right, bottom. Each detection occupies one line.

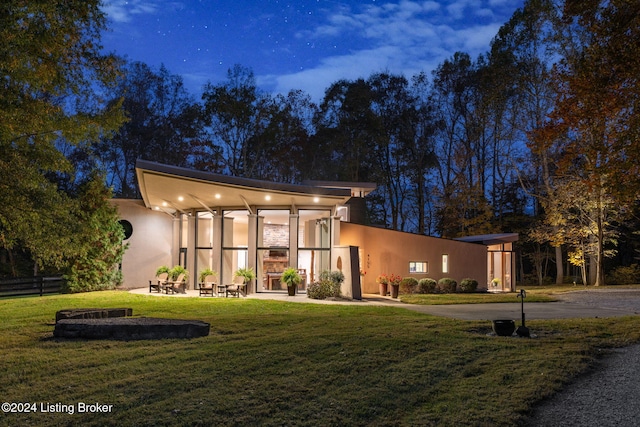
left=442, top=254, right=449, bottom=274
left=409, top=261, right=428, bottom=274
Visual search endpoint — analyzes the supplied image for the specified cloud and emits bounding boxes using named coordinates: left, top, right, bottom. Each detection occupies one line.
left=267, top=0, right=520, bottom=101
left=101, top=0, right=160, bottom=23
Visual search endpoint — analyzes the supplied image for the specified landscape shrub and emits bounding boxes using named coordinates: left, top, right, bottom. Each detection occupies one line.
left=307, top=280, right=337, bottom=300
left=607, top=264, right=640, bottom=285
left=437, top=278, right=457, bottom=293
left=63, top=175, right=127, bottom=293
left=399, top=277, right=418, bottom=294
left=320, top=270, right=344, bottom=286
left=308, top=270, right=343, bottom=299
left=418, top=278, right=437, bottom=294
left=459, top=278, right=478, bottom=293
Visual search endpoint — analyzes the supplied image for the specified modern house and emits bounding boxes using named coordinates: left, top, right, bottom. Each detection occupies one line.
left=113, top=160, right=517, bottom=296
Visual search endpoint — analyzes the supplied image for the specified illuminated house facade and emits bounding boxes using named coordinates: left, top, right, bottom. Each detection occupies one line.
left=114, top=160, right=516, bottom=296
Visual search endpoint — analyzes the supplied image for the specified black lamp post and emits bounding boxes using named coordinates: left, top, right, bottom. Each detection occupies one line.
left=516, top=289, right=530, bottom=337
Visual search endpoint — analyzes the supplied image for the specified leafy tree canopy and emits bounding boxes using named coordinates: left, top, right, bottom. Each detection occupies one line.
left=0, top=0, right=125, bottom=275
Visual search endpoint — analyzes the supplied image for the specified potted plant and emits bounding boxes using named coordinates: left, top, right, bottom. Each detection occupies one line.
left=169, top=265, right=188, bottom=281
left=234, top=267, right=255, bottom=285
left=167, top=265, right=189, bottom=293
left=389, top=274, right=402, bottom=298
left=281, top=267, right=302, bottom=296
left=150, top=266, right=171, bottom=292
left=156, top=265, right=170, bottom=277
left=199, top=268, right=217, bottom=283
left=376, top=274, right=389, bottom=296
left=198, top=268, right=218, bottom=296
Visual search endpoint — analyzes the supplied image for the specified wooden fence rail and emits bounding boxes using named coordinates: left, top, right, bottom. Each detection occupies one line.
left=0, top=276, right=65, bottom=298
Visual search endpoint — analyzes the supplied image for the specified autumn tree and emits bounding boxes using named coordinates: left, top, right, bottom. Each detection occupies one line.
left=533, top=0, right=640, bottom=285
left=492, top=0, right=567, bottom=283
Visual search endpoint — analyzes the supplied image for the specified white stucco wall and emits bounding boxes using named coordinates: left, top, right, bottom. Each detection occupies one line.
left=112, top=199, right=174, bottom=289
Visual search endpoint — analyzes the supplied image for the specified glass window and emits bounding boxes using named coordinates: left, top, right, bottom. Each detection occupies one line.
left=258, top=210, right=290, bottom=292
left=196, top=212, right=214, bottom=248
left=299, top=210, right=331, bottom=249
left=222, top=210, right=249, bottom=286
left=118, top=220, right=133, bottom=240
left=409, top=261, right=428, bottom=274
left=298, top=210, right=331, bottom=286
left=223, top=210, right=249, bottom=247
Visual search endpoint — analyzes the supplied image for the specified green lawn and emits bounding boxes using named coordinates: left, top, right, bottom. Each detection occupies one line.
left=1, top=290, right=639, bottom=426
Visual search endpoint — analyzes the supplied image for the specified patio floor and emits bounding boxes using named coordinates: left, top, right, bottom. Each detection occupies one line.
left=129, top=286, right=396, bottom=306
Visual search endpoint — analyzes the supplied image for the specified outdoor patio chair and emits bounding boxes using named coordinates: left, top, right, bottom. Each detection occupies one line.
left=199, top=275, right=217, bottom=297
left=225, top=276, right=246, bottom=298
left=149, top=272, right=169, bottom=293
left=166, top=273, right=186, bottom=294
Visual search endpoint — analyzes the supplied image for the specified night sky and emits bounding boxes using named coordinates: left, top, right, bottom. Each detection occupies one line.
left=100, top=0, right=525, bottom=100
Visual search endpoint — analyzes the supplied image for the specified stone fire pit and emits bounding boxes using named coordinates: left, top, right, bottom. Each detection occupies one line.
left=53, top=308, right=210, bottom=340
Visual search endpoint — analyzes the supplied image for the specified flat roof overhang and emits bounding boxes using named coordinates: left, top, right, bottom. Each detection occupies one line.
left=454, top=233, right=519, bottom=245
left=136, top=160, right=354, bottom=213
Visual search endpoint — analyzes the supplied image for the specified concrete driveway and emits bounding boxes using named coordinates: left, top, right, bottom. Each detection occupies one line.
left=363, top=289, right=640, bottom=320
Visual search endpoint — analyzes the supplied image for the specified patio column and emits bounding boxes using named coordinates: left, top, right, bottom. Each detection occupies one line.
left=186, top=211, right=196, bottom=290
left=331, top=215, right=341, bottom=247
left=289, top=213, right=299, bottom=269
left=247, top=213, right=258, bottom=294
left=171, top=216, right=180, bottom=267
left=212, top=213, right=222, bottom=284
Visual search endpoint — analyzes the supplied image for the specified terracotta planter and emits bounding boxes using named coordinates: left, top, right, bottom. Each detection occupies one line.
left=390, top=284, right=399, bottom=298
left=379, top=283, right=388, bottom=296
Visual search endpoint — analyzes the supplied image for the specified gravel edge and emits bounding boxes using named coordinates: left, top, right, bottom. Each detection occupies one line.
left=523, top=343, right=640, bottom=426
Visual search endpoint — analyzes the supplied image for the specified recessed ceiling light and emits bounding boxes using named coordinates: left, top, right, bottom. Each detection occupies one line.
left=162, top=201, right=168, bottom=207
left=215, top=194, right=221, bottom=199
left=178, top=196, right=184, bottom=202
left=313, top=197, right=320, bottom=203
left=265, top=195, right=271, bottom=201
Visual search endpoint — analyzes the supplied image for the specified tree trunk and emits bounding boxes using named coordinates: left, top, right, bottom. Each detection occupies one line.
left=555, top=245, right=564, bottom=285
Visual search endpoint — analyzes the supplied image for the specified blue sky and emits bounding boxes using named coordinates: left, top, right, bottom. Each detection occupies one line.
left=100, top=0, right=525, bottom=101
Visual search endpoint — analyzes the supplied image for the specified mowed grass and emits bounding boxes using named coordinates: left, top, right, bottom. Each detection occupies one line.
left=1, top=291, right=640, bottom=426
